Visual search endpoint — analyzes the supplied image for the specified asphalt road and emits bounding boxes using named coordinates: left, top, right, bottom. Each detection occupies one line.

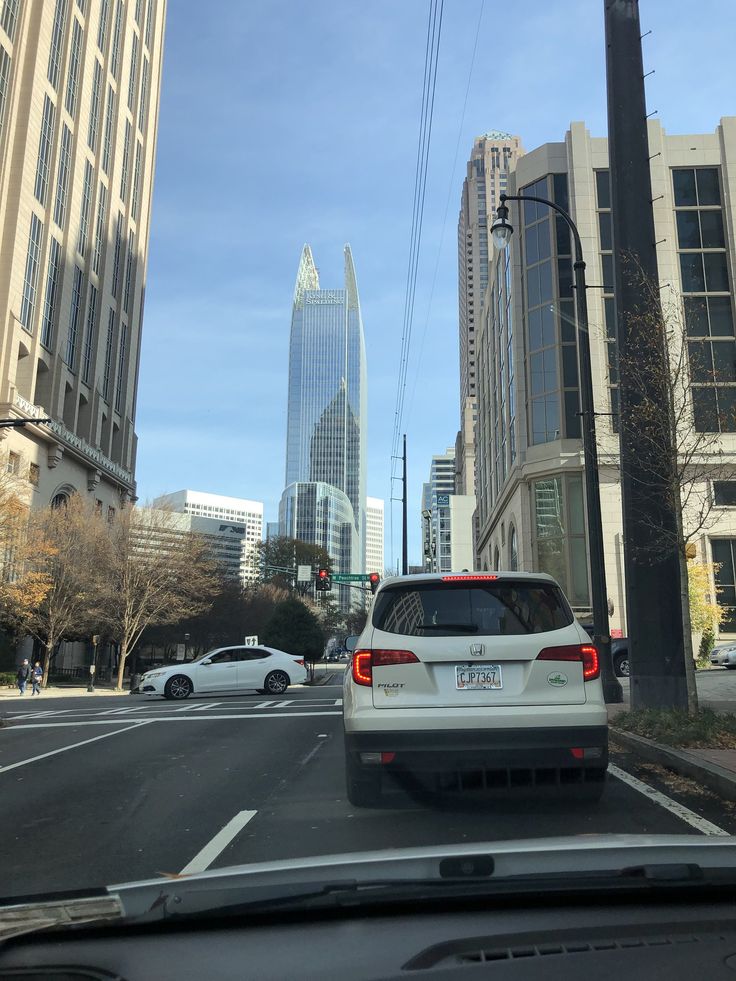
left=2, top=681, right=736, bottom=899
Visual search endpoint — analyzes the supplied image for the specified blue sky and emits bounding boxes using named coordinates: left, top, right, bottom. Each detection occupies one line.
left=135, top=0, right=734, bottom=568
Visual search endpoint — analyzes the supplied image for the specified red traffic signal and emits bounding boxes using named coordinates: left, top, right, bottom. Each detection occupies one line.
left=316, top=568, right=331, bottom=591
left=369, top=572, right=380, bottom=594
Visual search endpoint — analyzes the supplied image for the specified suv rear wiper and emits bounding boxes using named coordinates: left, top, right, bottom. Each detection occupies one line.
left=420, top=623, right=479, bottom=632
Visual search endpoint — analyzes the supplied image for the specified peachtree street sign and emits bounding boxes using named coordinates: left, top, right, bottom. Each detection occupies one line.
left=332, top=573, right=372, bottom=582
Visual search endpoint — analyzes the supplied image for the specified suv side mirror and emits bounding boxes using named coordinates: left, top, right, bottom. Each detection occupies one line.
left=344, top=635, right=359, bottom=653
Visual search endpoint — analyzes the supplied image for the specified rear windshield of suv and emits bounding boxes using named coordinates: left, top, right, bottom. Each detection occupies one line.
left=372, top=580, right=574, bottom=637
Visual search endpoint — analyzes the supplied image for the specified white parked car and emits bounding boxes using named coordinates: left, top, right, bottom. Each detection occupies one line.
left=711, top=643, right=736, bottom=668
left=343, top=571, right=608, bottom=806
left=139, top=645, right=308, bottom=699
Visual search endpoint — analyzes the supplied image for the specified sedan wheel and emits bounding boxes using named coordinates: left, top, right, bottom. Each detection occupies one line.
left=164, top=674, right=193, bottom=699
left=614, top=654, right=630, bottom=678
left=264, top=670, right=289, bottom=695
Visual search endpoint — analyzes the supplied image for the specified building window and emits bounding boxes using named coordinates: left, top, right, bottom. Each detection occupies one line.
left=714, top=481, right=736, bottom=507
left=110, top=0, right=123, bottom=78
left=127, top=31, right=138, bottom=109
left=102, top=306, right=114, bottom=399
left=144, top=0, right=154, bottom=48
left=493, top=545, right=500, bottom=570
left=533, top=472, right=589, bottom=607
left=115, top=320, right=126, bottom=411
left=0, top=45, right=11, bottom=140
left=0, top=0, right=20, bottom=42
left=111, top=210, right=123, bottom=296
left=52, top=124, right=72, bottom=228
left=131, top=139, right=142, bottom=218
left=107, top=505, right=115, bottom=523
left=65, top=17, right=83, bottom=117
left=123, top=230, right=134, bottom=312
left=509, top=524, right=518, bottom=571
left=97, top=0, right=110, bottom=51
left=101, top=82, right=115, bottom=174
left=87, top=59, right=102, bottom=151
left=6, top=450, right=19, bottom=474
left=47, top=0, right=69, bottom=90
left=92, top=180, right=107, bottom=274
left=76, top=158, right=93, bottom=255
left=29, top=463, right=39, bottom=486
left=674, top=167, right=735, bottom=433
left=138, top=55, right=148, bottom=131
left=82, top=282, right=97, bottom=383
left=119, top=118, right=131, bottom=200
left=65, top=265, right=83, bottom=366
left=40, top=236, right=61, bottom=348
left=595, top=170, right=619, bottom=431
left=34, top=94, right=55, bottom=205
left=19, top=213, right=43, bottom=332
left=712, top=539, right=736, bottom=632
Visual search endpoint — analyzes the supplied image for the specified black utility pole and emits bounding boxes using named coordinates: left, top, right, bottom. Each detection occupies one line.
left=495, top=193, right=622, bottom=704
left=402, top=433, right=408, bottom=575
left=605, top=0, right=687, bottom=708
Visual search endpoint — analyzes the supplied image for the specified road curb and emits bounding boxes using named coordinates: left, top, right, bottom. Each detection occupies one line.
left=611, top=727, right=736, bottom=802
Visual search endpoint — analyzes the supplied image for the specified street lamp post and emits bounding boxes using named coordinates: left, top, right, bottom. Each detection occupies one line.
left=492, top=193, right=623, bottom=704
left=88, top=634, right=99, bottom=693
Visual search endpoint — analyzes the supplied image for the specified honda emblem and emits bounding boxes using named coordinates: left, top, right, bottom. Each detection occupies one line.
left=470, top=643, right=484, bottom=657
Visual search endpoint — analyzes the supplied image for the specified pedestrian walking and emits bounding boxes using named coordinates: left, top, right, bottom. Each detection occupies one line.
left=16, top=659, right=31, bottom=696
left=31, top=661, right=43, bottom=695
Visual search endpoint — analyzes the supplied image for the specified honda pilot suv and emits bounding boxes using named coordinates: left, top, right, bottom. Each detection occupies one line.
left=343, top=572, right=608, bottom=806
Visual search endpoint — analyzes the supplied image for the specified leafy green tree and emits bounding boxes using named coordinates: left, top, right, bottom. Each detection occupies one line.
left=263, top=597, right=325, bottom=661
left=256, top=536, right=332, bottom=591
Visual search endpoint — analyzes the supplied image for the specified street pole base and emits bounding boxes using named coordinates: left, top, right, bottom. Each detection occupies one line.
left=87, top=685, right=95, bottom=693
left=630, top=674, right=689, bottom=711
left=603, top=678, right=625, bottom=704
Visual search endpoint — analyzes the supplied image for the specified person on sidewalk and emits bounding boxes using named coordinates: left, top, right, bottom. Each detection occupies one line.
left=16, top=659, right=31, bottom=696
left=31, top=661, right=43, bottom=695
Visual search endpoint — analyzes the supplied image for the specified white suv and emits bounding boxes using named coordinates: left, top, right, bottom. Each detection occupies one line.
left=343, top=571, right=607, bottom=806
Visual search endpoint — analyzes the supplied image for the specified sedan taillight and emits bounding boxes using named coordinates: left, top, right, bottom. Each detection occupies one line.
left=536, top=644, right=600, bottom=681
left=351, top=649, right=418, bottom=686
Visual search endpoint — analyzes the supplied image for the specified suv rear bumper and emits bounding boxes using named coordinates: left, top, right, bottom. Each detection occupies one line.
left=344, top=725, right=608, bottom=773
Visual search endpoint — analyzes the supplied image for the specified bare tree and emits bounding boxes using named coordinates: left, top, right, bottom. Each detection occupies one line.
left=602, top=261, right=735, bottom=710
left=4, top=495, right=107, bottom=686
left=99, top=506, right=221, bottom=690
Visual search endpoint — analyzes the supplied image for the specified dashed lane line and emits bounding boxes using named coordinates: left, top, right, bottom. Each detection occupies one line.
left=179, top=810, right=258, bottom=876
left=609, top=762, right=727, bottom=836
left=0, top=721, right=152, bottom=774
left=6, top=711, right=343, bottom=729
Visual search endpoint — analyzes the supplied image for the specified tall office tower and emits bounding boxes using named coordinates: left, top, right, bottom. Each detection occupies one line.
left=0, top=0, right=166, bottom=513
left=279, top=244, right=367, bottom=606
left=365, top=495, right=384, bottom=575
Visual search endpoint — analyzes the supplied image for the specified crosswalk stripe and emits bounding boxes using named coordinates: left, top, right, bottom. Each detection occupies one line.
left=272, top=700, right=292, bottom=708
left=190, top=702, right=222, bottom=711
left=253, top=701, right=275, bottom=709
left=334, top=699, right=343, bottom=705
left=174, top=704, right=194, bottom=712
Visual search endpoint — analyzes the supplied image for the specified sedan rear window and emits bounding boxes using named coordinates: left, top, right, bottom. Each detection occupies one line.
left=372, top=580, right=573, bottom=637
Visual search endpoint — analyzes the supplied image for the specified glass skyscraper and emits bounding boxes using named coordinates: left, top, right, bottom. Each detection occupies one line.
left=280, top=245, right=367, bottom=603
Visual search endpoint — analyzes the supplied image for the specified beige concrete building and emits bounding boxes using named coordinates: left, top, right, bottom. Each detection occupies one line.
left=0, top=0, right=166, bottom=513
left=475, top=118, right=736, bottom=639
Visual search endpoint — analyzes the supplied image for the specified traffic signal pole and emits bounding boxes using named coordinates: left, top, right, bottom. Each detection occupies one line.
left=402, top=434, right=408, bottom=576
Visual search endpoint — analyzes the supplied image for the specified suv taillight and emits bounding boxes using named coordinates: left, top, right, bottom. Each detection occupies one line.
left=536, top=644, right=600, bottom=681
left=351, top=649, right=418, bottom=686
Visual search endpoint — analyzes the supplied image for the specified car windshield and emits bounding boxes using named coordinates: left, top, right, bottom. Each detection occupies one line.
left=373, top=581, right=572, bottom=636
left=1, top=0, right=735, bottom=923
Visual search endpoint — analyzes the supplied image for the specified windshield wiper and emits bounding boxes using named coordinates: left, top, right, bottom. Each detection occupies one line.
left=419, top=623, right=479, bottom=632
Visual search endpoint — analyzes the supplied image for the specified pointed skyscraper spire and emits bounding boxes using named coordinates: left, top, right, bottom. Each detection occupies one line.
left=293, top=244, right=320, bottom=309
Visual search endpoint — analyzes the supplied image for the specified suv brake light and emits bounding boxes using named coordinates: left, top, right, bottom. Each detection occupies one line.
left=536, top=644, right=600, bottom=681
left=351, top=649, right=418, bottom=686
left=441, top=574, right=498, bottom=582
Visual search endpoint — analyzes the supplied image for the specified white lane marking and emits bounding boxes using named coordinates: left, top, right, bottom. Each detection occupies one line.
left=334, top=699, right=343, bottom=705
left=180, top=810, right=257, bottom=875
left=608, top=763, right=727, bottom=836
left=174, top=704, right=195, bottom=712
left=7, top=711, right=343, bottom=729
left=98, top=706, right=149, bottom=715
left=0, top=721, right=151, bottom=774
left=189, top=702, right=222, bottom=711
left=273, top=700, right=292, bottom=708
left=254, top=701, right=275, bottom=709
left=7, top=709, right=75, bottom=719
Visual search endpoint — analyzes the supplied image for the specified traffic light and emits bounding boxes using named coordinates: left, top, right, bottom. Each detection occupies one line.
left=369, top=572, right=380, bottom=594
left=316, top=568, right=331, bottom=591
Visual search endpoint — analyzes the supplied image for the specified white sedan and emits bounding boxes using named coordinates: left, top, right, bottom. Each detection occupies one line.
left=138, top=645, right=308, bottom=699
left=711, top=643, right=736, bottom=668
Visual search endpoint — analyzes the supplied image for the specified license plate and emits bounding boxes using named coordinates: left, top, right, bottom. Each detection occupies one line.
left=455, top=663, right=502, bottom=690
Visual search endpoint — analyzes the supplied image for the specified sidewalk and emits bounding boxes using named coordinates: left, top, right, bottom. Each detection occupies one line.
left=0, top=685, right=126, bottom=700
